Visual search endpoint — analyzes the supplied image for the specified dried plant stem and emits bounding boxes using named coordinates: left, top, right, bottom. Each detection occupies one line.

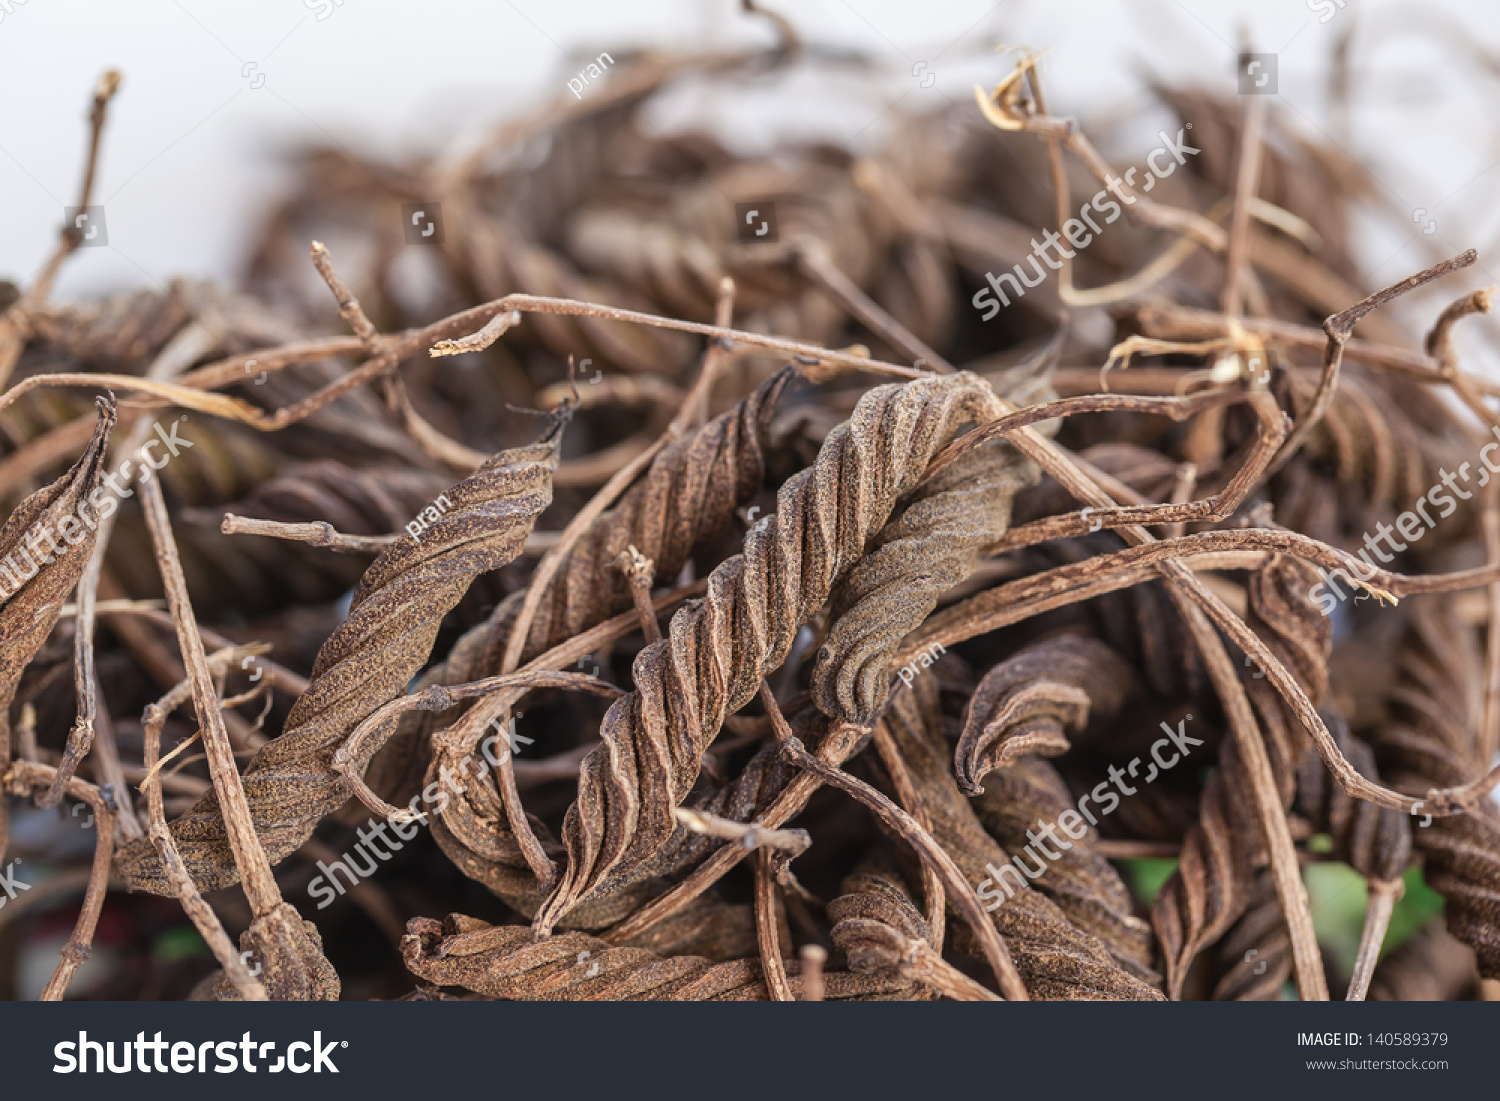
left=141, top=677, right=267, bottom=1001
left=763, top=686, right=1027, bottom=1001
left=1133, top=301, right=1500, bottom=397
left=102, top=604, right=310, bottom=697
left=1347, top=878, right=1405, bottom=1002
left=799, top=944, right=827, bottom=1002
left=794, top=242, right=949, bottom=372
left=671, top=808, right=811, bottom=856
left=46, top=326, right=211, bottom=823
left=0, top=71, right=121, bottom=390
left=1169, top=587, right=1328, bottom=1000
left=1162, top=462, right=1198, bottom=542
left=1271, top=249, right=1477, bottom=477
left=311, top=241, right=484, bottom=469
left=871, top=721, right=944, bottom=954
left=604, top=721, right=868, bottom=944
left=135, top=472, right=284, bottom=918
left=219, top=513, right=561, bottom=557
left=334, top=670, right=623, bottom=820
left=1222, top=93, right=1268, bottom=318
left=910, top=526, right=1500, bottom=813
left=974, top=56, right=1226, bottom=253
left=755, top=850, right=795, bottom=1001
left=1426, top=286, right=1500, bottom=432
left=615, top=546, right=661, bottom=644
left=2, top=760, right=115, bottom=1000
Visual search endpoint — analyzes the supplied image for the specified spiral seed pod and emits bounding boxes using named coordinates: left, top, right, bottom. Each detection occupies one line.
left=485, top=366, right=795, bottom=668
left=1211, top=871, right=1291, bottom=1001
left=970, top=756, right=1159, bottom=985
left=115, top=422, right=565, bottom=893
left=0, top=396, right=115, bottom=842
left=535, top=372, right=1005, bottom=934
left=401, top=914, right=908, bottom=1001
left=1152, top=555, right=1331, bottom=999
left=810, top=436, right=1035, bottom=728
left=955, top=633, right=1137, bottom=796
left=398, top=370, right=795, bottom=900
left=1371, top=602, right=1500, bottom=978
left=885, top=674, right=1163, bottom=1000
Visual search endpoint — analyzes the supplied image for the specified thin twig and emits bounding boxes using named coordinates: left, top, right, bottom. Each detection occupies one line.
left=798, top=944, right=827, bottom=1002
left=1347, top=877, right=1405, bottom=1001
left=1270, top=249, right=1477, bottom=478
left=140, top=675, right=268, bottom=1000
left=762, top=684, right=1027, bottom=1001
left=135, top=471, right=285, bottom=918
left=870, top=721, right=944, bottom=955
left=1222, top=93, right=1268, bottom=318
left=0, top=71, right=122, bottom=390
left=614, top=545, right=661, bottom=644
left=754, top=849, right=795, bottom=1002
left=2, top=760, right=115, bottom=1001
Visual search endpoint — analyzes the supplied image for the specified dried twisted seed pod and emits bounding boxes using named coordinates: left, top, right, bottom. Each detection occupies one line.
left=1371, top=602, right=1500, bottom=977
left=810, top=436, right=1035, bottom=727
left=886, top=674, right=1162, bottom=1000
left=483, top=366, right=794, bottom=668
left=970, top=756, right=1158, bottom=985
left=0, top=396, right=115, bottom=829
left=462, top=422, right=1028, bottom=919
left=1296, top=711, right=1411, bottom=883
left=829, top=868, right=1002, bottom=1001
left=401, top=914, right=909, bottom=1001
left=1152, top=555, right=1330, bottom=999
left=536, top=372, right=1006, bottom=935
left=212, top=905, right=341, bottom=1002
left=365, top=368, right=792, bottom=817
left=954, top=633, right=1137, bottom=796
left=1212, top=871, right=1291, bottom=1001
left=115, top=422, right=565, bottom=893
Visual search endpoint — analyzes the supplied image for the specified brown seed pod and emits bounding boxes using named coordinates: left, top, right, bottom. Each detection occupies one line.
left=970, top=756, right=1159, bottom=985
left=400, top=913, right=908, bottom=1001
left=0, top=396, right=115, bottom=842
left=954, top=633, right=1138, bottom=796
left=811, top=435, right=1035, bottom=728
left=484, top=366, right=794, bottom=668
left=1152, top=555, right=1331, bottom=999
left=1371, top=602, right=1500, bottom=978
left=885, top=673, right=1163, bottom=1000
left=535, top=372, right=1006, bottom=935
left=115, top=421, right=566, bottom=893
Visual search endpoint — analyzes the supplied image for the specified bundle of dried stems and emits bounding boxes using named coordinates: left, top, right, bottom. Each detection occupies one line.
left=4, top=13, right=1500, bottom=1004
